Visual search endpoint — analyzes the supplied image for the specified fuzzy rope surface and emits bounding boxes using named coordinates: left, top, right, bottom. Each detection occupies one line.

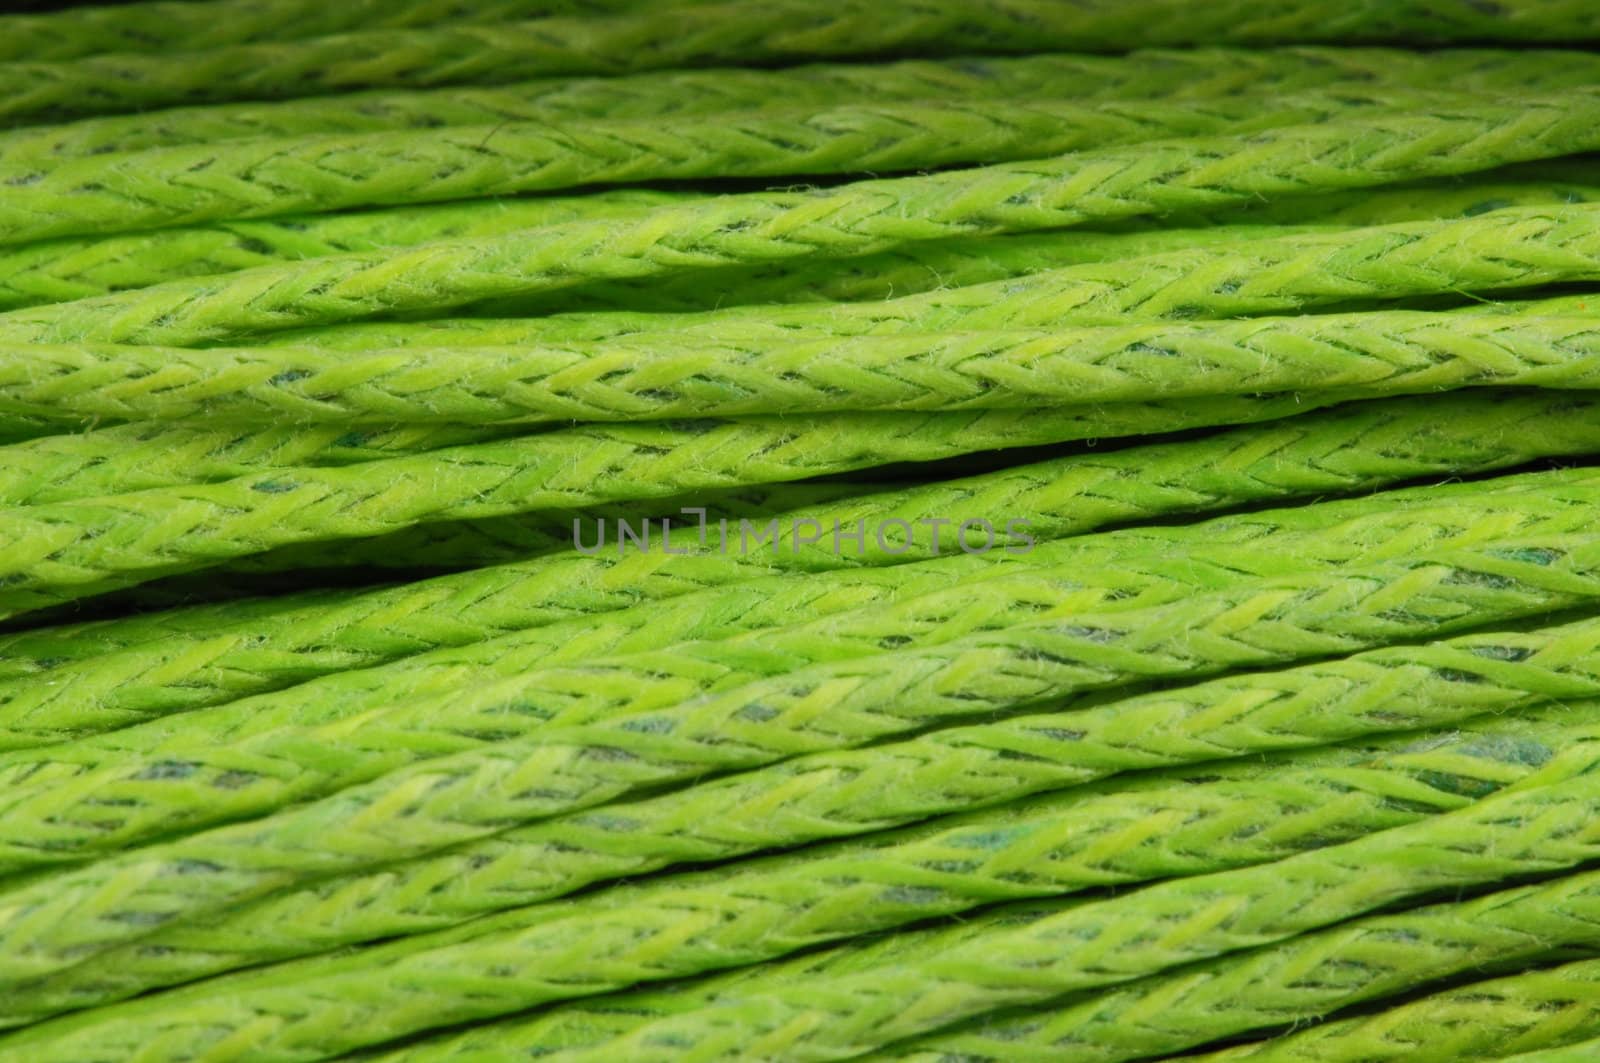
left=12, top=740, right=1600, bottom=1062
left=276, top=203, right=1600, bottom=351
left=378, top=760, right=1600, bottom=1063
left=10, top=678, right=1592, bottom=1022
left=385, top=859, right=1600, bottom=1060
left=1, top=484, right=1596, bottom=984
left=0, top=88, right=1479, bottom=247
left=7, top=311, right=1600, bottom=435
left=1188, top=955, right=1600, bottom=1062
left=0, top=390, right=1590, bottom=744
left=4, top=93, right=1595, bottom=347
left=0, top=714, right=1576, bottom=1040
left=3, top=0, right=1595, bottom=124
left=5, top=48, right=1597, bottom=164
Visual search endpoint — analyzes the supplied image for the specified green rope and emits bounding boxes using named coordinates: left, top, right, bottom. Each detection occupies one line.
left=0, top=188, right=687, bottom=312
left=10, top=734, right=1600, bottom=1061
left=5, top=47, right=1597, bottom=165
left=0, top=709, right=1580, bottom=1040
left=269, top=203, right=1600, bottom=353
left=0, top=485, right=1595, bottom=975
left=8, top=672, right=1592, bottom=1023
left=4, top=92, right=1595, bottom=347
left=4, top=0, right=1596, bottom=125
left=1187, top=956, right=1600, bottom=1062
left=0, top=0, right=654, bottom=64
left=9, top=309, right=1600, bottom=433
left=367, top=760, right=1600, bottom=1063
left=435, top=855, right=1600, bottom=1061
left=0, top=390, right=1591, bottom=741
left=0, top=88, right=1489, bottom=247
left=1494, top=1035, right=1600, bottom=1063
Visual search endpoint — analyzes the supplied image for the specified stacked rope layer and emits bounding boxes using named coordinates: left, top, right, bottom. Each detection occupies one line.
left=2, top=13, right=1600, bottom=1062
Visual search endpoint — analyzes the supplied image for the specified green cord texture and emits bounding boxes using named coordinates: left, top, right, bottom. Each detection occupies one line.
left=5, top=93, right=1596, bottom=347
left=0, top=390, right=1590, bottom=745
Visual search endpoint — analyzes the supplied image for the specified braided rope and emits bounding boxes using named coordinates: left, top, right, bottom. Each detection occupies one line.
left=398, top=762, right=1600, bottom=1063
left=5, top=93, right=1595, bottom=347
left=11, top=734, right=1600, bottom=1061
left=0, top=421, right=516, bottom=506
left=0, top=88, right=1483, bottom=247
left=0, top=712, right=1572, bottom=1028
left=5, top=477, right=1579, bottom=868
left=4, top=0, right=1595, bottom=125
left=281, top=203, right=1600, bottom=352
left=0, top=188, right=686, bottom=312
left=4, top=390, right=1590, bottom=740
left=9, top=309, right=1600, bottom=433
left=887, top=866, right=1600, bottom=1060
left=0, top=0, right=651, bottom=63
left=1495, top=1035, right=1600, bottom=1062
left=10, top=669, right=1594, bottom=1022
left=7, top=375, right=1600, bottom=619
left=2, top=506, right=1598, bottom=981
left=457, top=860, right=1600, bottom=1061
left=470, top=177, right=1600, bottom=319
left=0, top=379, right=1514, bottom=615
left=1189, top=956, right=1600, bottom=1062
left=25, top=170, right=1600, bottom=321
left=6, top=49, right=1597, bottom=166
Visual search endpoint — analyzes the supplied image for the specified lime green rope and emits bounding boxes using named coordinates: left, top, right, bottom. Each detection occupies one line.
left=0, top=0, right=656, bottom=64
left=0, top=87, right=1483, bottom=247
left=10, top=733, right=1600, bottom=1062
left=273, top=203, right=1600, bottom=353
left=372, top=761, right=1600, bottom=1063
left=8, top=310, right=1600, bottom=434
left=0, top=709, right=1580, bottom=1041
left=4, top=92, right=1594, bottom=347
left=5, top=48, right=1598, bottom=164
left=4, top=0, right=1596, bottom=125
left=440, top=840, right=1600, bottom=1062
left=1188, top=956, right=1600, bottom=1062
left=0, top=480, right=1595, bottom=971
left=2, top=390, right=1591, bottom=742
left=1494, top=1035, right=1600, bottom=1063
left=9, top=675, right=1591, bottom=1024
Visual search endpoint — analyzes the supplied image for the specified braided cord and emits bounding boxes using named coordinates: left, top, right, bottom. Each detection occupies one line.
left=2, top=507, right=1598, bottom=985
left=0, top=88, right=1484, bottom=247
left=0, top=0, right=653, bottom=63
left=890, top=862, right=1600, bottom=1060
left=0, top=188, right=686, bottom=312
left=7, top=379, right=1600, bottom=619
left=5, top=92, right=1595, bottom=348
left=3, top=390, right=1591, bottom=741
left=0, top=421, right=519, bottom=507
left=282, top=203, right=1600, bottom=352
left=0, top=462, right=1593, bottom=810
left=13, top=736, right=1600, bottom=1062
left=1189, top=956, right=1600, bottom=1062
left=10, top=309, right=1600, bottom=433
left=6, top=48, right=1598, bottom=167
left=5, top=0, right=1597, bottom=125
left=0, top=712, right=1580, bottom=1043
left=1, top=482, right=1565, bottom=871
left=1495, top=1034, right=1600, bottom=1062
left=0, top=381, right=1534, bottom=616
left=471, top=177, right=1600, bottom=320
left=426, top=763, right=1600, bottom=1063
left=28, top=170, right=1600, bottom=322
left=14, top=674, right=1595, bottom=1022
left=448, top=853, right=1600, bottom=1061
